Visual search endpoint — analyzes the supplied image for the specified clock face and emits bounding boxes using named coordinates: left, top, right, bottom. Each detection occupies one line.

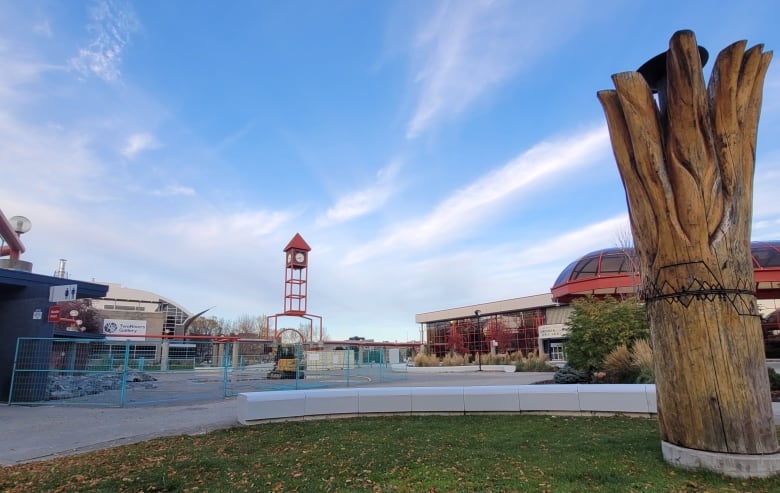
left=287, top=253, right=292, bottom=264
left=295, top=252, right=305, bottom=263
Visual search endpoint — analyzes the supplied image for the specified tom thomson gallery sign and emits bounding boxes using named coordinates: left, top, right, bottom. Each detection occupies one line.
left=103, top=319, right=147, bottom=340
left=537, top=324, right=570, bottom=340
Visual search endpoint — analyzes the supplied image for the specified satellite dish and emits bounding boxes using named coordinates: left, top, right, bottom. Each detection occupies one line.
left=9, top=216, right=31, bottom=234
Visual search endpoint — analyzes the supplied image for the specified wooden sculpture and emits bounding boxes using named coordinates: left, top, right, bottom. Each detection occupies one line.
left=597, top=30, right=776, bottom=460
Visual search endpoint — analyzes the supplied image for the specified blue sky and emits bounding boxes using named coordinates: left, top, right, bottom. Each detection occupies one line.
left=2, top=0, right=780, bottom=342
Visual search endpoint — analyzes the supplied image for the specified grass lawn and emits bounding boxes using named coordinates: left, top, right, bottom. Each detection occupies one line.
left=1, top=415, right=779, bottom=492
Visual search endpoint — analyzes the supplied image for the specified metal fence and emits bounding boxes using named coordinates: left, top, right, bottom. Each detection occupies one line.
left=8, top=337, right=410, bottom=407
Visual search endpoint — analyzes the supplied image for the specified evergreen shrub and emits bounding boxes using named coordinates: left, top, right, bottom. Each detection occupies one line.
left=553, top=365, right=589, bottom=384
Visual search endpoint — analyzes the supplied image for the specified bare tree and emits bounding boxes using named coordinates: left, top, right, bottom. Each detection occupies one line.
left=187, top=316, right=221, bottom=336
left=256, top=314, right=268, bottom=338
left=235, top=314, right=259, bottom=335
left=218, top=318, right=236, bottom=336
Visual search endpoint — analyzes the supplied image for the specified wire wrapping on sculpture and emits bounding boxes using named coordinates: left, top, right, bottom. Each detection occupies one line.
left=643, top=261, right=759, bottom=316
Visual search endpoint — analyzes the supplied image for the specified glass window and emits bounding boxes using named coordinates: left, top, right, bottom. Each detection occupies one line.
left=753, top=244, right=780, bottom=268
left=553, top=261, right=577, bottom=286
left=572, top=258, right=599, bottom=279
left=549, top=342, right=566, bottom=361
left=599, top=255, right=626, bottom=274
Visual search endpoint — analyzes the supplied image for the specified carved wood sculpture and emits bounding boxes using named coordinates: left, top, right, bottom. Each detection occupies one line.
left=597, top=30, right=776, bottom=456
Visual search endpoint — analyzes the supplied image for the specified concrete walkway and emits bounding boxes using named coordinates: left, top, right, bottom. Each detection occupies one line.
left=2, top=371, right=780, bottom=466
left=0, top=398, right=237, bottom=466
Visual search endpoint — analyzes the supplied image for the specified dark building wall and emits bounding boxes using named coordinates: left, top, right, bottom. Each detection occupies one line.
left=0, top=270, right=108, bottom=401
left=0, top=284, right=54, bottom=401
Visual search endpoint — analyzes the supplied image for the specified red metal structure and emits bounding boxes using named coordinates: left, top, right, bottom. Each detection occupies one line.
left=283, top=233, right=310, bottom=315
left=0, top=208, right=26, bottom=260
left=266, top=233, right=323, bottom=342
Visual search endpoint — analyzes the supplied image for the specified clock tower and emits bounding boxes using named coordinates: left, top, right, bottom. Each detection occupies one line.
left=282, top=233, right=311, bottom=315
left=265, top=233, right=323, bottom=342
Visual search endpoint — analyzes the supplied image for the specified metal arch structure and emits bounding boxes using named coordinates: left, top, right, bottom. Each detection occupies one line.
left=274, top=327, right=307, bottom=344
left=265, top=313, right=323, bottom=342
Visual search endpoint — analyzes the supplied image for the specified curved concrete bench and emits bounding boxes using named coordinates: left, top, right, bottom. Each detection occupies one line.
left=400, top=365, right=517, bottom=373
left=237, top=384, right=657, bottom=424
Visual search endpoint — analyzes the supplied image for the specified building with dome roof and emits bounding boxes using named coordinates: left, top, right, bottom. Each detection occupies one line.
left=90, top=282, right=192, bottom=338
left=416, top=242, right=780, bottom=363
left=551, top=241, right=780, bottom=303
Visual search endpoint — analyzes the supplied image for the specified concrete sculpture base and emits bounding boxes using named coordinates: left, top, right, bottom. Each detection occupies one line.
left=662, top=441, right=780, bottom=478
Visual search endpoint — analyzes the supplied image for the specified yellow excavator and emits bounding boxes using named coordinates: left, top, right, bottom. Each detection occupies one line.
left=267, top=344, right=305, bottom=379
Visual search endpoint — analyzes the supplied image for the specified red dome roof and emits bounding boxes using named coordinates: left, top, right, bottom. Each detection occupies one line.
left=551, top=241, right=780, bottom=302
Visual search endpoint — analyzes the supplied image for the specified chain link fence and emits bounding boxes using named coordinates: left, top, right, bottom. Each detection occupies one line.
left=8, top=337, right=411, bottom=407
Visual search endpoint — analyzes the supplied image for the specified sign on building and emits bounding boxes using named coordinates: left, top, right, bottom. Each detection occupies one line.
left=49, top=284, right=77, bottom=302
left=47, top=306, right=61, bottom=323
left=103, top=319, right=147, bottom=340
left=538, top=324, right=569, bottom=339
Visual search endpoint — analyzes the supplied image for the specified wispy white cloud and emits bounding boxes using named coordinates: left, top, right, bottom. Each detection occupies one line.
left=69, top=0, right=139, bottom=82
left=150, top=184, right=196, bottom=197
left=346, top=124, right=610, bottom=263
left=763, top=72, right=780, bottom=114
left=405, top=1, right=583, bottom=139
left=753, top=217, right=780, bottom=234
left=318, top=160, right=403, bottom=226
left=216, top=121, right=255, bottom=151
left=165, top=209, right=294, bottom=247
left=751, top=68, right=780, bottom=236
left=121, top=132, right=160, bottom=158
left=753, top=158, right=780, bottom=240
left=33, top=20, right=53, bottom=38
left=0, top=44, right=62, bottom=105
left=0, top=111, right=109, bottom=203
left=515, top=214, right=630, bottom=266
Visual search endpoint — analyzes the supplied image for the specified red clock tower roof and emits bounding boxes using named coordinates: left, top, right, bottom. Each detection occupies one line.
left=283, top=233, right=311, bottom=252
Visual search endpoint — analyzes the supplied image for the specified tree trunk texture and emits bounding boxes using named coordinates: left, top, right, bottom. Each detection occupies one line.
left=597, top=30, right=776, bottom=454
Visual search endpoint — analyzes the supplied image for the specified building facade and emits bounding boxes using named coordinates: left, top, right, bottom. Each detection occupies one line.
left=90, top=283, right=192, bottom=338
left=415, top=294, right=574, bottom=365
left=416, top=241, right=780, bottom=362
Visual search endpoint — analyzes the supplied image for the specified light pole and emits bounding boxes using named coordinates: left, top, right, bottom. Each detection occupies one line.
left=474, top=309, right=482, bottom=371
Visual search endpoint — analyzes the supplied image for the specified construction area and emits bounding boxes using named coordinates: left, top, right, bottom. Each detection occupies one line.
left=8, top=336, right=414, bottom=407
